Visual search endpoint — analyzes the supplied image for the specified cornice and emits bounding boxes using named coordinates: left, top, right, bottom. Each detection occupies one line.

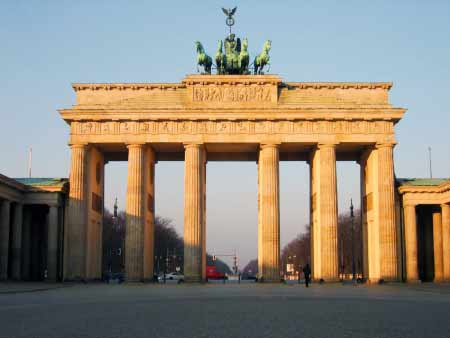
left=0, top=175, right=68, bottom=199
left=58, top=108, right=405, bottom=123
left=0, top=174, right=27, bottom=192
left=71, top=81, right=393, bottom=92
left=283, top=82, right=393, bottom=90
left=398, top=181, right=450, bottom=194
left=72, top=83, right=185, bottom=92
left=26, top=185, right=68, bottom=193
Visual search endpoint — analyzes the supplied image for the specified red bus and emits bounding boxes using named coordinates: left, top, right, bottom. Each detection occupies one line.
left=206, top=265, right=228, bottom=280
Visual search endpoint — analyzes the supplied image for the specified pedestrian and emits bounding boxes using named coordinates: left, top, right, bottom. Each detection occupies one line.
left=303, top=263, right=311, bottom=288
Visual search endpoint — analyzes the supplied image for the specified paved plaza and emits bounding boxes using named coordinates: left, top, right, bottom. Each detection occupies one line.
left=1, top=283, right=450, bottom=338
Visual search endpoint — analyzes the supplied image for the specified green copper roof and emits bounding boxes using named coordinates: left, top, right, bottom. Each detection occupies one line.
left=396, top=178, right=450, bottom=186
left=13, top=178, right=68, bottom=187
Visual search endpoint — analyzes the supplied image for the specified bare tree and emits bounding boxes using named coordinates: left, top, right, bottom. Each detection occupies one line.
left=281, top=225, right=311, bottom=275
left=279, top=209, right=363, bottom=278
left=337, top=209, right=362, bottom=276
left=103, top=211, right=231, bottom=275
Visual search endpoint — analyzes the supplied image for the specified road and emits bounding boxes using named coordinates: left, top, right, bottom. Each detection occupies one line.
left=1, top=282, right=450, bottom=338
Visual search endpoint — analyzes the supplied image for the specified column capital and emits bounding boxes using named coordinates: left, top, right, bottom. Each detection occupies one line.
left=183, top=143, right=204, bottom=149
left=441, top=203, right=450, bottom=208
left=375, top=142, right=396, bottom=149
left=126, top=143, right=145, bottom=149
left=403, top=202, right=417, bottom=208
left=69, top=143, right=88, bottom=149
left=260, top=143, right=280, bottom=150
left=317, top=142, right=338, bottom=149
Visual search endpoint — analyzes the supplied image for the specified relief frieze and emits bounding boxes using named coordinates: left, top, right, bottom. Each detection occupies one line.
left=72, top=120, right=393, bottom=136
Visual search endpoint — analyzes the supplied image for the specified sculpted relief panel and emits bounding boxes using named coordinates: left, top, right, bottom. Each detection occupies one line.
left=184, top=75, right=280, bottom=106
left=72, top=120, right=394, bottom=136
left=192, top=85, right=272, bottom=103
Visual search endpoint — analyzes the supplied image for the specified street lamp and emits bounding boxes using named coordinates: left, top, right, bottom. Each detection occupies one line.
left=350, top=198, right=356, bottom=282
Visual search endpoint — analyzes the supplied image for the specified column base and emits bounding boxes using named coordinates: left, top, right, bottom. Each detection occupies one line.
left=63, top=277, right=90, bottom=283
left=365, top=278, right=401, bottom=284
left=257, top=279, right=283, bottom=283
left=405, top=279, right=421, bottom=284
left=184, top=276, right=204, bottom=283
left=124, top=276, right=144, bottom=283
left=365, top=278, right=379, bottom=285
left=433, top=278, right=445, bottom=283
left=312, top=278, right=340, bottom=284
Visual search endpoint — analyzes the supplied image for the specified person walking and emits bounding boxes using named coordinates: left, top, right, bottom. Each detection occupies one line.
left=303, top=263, right=311, bottom=287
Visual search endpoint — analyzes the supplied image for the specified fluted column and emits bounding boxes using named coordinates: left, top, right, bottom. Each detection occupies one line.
left=11, top=203, right=23, bottom=280
left=432, top=208, right=443, bottom=282
left=404, top=204, right=419, bottom=282
left=376, top=143, right=398, bottom=280
left=311, top=143, right=338, bottom=281
left=202, top=154, right=207, bottom=281
left=320, top=143, right=338, bottom=281
left=441, top=204, right=450, bottom=280
left=143, top=146, right=156, bottom=280
left=125, top=144, right=145, bottom=281
left=258, top=144, right=280, bottom=282
left=184, top=143, right=206, bottom=282
left=0, top=200, right=11, bottom=280
left=359, top=152, right=372, bottom=281
left=47, top=205, right=59, bottom=281
left=67, top=143, right=88, bottom=280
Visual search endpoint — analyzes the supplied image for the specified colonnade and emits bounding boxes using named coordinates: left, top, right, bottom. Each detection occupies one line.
left=403, top=203, right=450, bottom=282
left=66, top=141, right=399, bottom=283
left=0, top=200, right=62, bottom=281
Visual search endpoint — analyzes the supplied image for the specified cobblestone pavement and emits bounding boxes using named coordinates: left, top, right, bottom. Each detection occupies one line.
left=1, top=282, right=450, bottom=338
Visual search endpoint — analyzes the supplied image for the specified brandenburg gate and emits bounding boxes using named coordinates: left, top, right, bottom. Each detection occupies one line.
left=0, top=8, right=446, bottom=285
left=59, top=74, right=406, bottom=283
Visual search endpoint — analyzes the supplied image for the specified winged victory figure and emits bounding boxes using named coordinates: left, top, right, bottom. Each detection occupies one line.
left=222, top=7, right=237, bottom=19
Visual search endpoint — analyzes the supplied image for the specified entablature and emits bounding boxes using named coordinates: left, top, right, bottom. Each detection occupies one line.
left=23, top=192, right=65, bottom=207
left=399, top=180, right=450, bottom=206
left=61, top=75, right=406, bottom=124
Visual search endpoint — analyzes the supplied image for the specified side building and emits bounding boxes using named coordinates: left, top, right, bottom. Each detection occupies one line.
left=0, top=175, right=68, bottom=281
left=397, top=178, right=450, bottom=283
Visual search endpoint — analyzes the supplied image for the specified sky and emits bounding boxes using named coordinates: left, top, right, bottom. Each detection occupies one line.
left=1, top=0, right=449, bottom=268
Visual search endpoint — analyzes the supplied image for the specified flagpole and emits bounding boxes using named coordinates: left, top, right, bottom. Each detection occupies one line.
left=28, top=147, right=32, bottom=178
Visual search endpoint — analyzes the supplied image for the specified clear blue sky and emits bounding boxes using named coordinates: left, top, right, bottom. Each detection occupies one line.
left=1, top=1, right=449, bottom=267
